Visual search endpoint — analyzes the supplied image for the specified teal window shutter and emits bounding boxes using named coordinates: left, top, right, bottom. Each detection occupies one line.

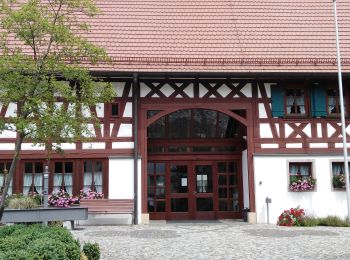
left=311, top=86, right=327, bottom=117
left=271, top=85, right=284, bottom=117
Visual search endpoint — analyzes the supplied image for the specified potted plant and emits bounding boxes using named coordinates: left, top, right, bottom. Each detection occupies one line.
left=332, top=174, right=346, bottom=189
left=79, top=189, right=105, bottom=200
left=48, top=189, right=80, bottom=207
left=290, top=175, right=316, bottom=192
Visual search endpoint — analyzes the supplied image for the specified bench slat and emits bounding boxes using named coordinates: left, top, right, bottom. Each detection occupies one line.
left=80, top=199, right=134, bottom=214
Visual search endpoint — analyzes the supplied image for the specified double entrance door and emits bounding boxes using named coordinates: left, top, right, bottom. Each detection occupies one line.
left=147, top=159, right=243, bottom=220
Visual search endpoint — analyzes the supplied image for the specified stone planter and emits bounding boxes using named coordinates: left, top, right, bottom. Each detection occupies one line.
left=2, top=207, right=88, bottom=229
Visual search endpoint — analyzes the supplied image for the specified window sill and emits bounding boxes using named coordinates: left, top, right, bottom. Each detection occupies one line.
left=289, top=189, right=316, bottom=192
left=332, top=187, right=346, bottom=191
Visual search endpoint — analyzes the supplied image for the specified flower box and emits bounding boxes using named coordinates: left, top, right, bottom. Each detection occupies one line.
left=333, top=174, right=346, bottom=190
left=289, top=176, right=316, bottom=192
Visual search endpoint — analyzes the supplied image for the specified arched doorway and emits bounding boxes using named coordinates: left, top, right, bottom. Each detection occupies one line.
left=146, top=108, right=247, bottom=220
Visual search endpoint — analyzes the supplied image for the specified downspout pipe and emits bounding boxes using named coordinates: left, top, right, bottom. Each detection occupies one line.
left=132, top=73, right=139, bottom=224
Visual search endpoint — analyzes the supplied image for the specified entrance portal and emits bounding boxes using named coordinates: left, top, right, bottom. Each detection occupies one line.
left=147, top=109, right=246, bottom=220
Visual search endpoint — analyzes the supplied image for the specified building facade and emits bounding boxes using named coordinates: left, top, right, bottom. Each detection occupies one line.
left=1, top=0, right=350, bottom=223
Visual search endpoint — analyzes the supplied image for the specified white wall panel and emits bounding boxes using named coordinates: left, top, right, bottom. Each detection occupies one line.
left=123, top=102, right=133, bottom=117
left=302, top=123, right=311, bottom=138
left=0, top=143, right=15, bottom=150
left=327, top=123, right=336, bottom=137
left=117, top=124, right=132, bottom=137
left=317, top=123, right=323, bottom=138
left=82, top=142, right=105, bottom=149
left=199, top=84, right=208, bottom=98
left=160, top=84, right=175, bottom=97
left=55, top=143, right=76, bottom=150
left=309, top=143, right=328, bottom=148
left=96, top=103, right=104, bottom=118
left=258, top=103, right=267, bottom=118
left=261, top=144, right=279, bottom=148
left=241, top=83, right=252, bottom=97
left=0, top=124, right=16, bottom=138
left=183, top=84, right=194, bottom=98
left=112, top=82, right=125, bottom=97
left=242, top=150, right=249, bottom=208
left=217, top=85, right=231, bottom=98
left=259, top=123, right=273, bottom=138
left=109, top=158, right=134, bottom=199
left=5, top=103, right=17, bottom=117
left=21, top=143, right=45, bottom=150
left=112, top=142, right=134, bottom=149
left=254, top=155, right=349, bottom=224
left=140, top=83, right=151, bottom=97
left=286, top=143, right=302, bottom=148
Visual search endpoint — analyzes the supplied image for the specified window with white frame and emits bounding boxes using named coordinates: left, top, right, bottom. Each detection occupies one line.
left=286, top=89, right=306, bottom=115
left=289, top=162, right=316, bottom=191
left=327, top=88, right=346, bottom=115
left=331, top=162, right=348, bottom=189
left=23, top=162, right=43, bottom=195
left=83, top=160, right=104, bottom=193
left=53, top=162, right=73, bottom=194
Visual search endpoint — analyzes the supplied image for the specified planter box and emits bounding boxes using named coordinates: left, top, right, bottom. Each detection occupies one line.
left=2, top=207, right=88, bottom=229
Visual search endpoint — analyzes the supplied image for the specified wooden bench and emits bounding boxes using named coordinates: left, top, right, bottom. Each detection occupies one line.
left=79, top=199, right=134, bottom=223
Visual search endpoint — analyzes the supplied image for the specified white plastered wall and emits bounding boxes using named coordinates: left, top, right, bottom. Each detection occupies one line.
left=254, top=155, right=348, bottom=224
left=108, top=158, right=142, bottom=224
left=242, top=150, right=249, bottom=208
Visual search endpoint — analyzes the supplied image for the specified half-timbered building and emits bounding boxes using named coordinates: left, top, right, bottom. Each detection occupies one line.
left=1, top=0, right=350, bottom=224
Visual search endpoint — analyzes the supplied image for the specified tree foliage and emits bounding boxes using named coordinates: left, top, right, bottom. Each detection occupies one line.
left=0, top=0, right=114, bottom=220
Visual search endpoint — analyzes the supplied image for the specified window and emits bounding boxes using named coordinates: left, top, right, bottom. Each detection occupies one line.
left=23, top=162, right=44, bottom=195
left=147, top=109, right=240, bottom=139
left=286, top=89, right=306, bottom=115
left=111, top=103, right=119, bottom=117
left=147, top=162, right=166, bottom=213
left=331, top=162, right=348, bottom=189
left=217, top=162, right=239, bottom=212
left=289, top=162, right=315, bottom=192
left=327, top=89, right=346, bottom=115
left=0, top=162, right=12, bottom=195
left=83, top=160, right=104, bottom=192
left=53, top=162, right=73, bottom=194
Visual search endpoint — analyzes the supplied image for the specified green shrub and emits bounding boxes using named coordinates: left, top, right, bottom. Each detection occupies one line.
left=7, top=196, right=38, bottom=209
left=29, top=238, right=71, bottom=259
left=0, top=250, right=33, bottom=260
left=0, top=224, right=81, bottom=260
left=0, top=236, right=27, bottom=252
left=83, top=242, right=101, bottom=260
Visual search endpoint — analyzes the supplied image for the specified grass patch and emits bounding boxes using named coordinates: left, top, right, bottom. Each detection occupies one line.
left=301, top=215, right=350, bottom=227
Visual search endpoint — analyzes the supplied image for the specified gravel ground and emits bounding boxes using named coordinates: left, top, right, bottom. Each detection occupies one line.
left=71, top=220, right=350, bottom=260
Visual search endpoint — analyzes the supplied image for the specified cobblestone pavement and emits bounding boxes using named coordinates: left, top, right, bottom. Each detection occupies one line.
left=71, top=220, right=350, bottom=260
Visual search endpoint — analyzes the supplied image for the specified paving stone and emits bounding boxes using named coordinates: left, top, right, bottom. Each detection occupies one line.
left=71, top=221, right=350, bottom=260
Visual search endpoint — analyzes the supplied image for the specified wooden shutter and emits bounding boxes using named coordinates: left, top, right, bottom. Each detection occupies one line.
left=271, top=85, right=284, bottom=117
left=311, top=86, right=327, bottom=117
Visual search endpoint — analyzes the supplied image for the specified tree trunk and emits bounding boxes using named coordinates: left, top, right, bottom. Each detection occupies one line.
left=0, top=134, right=24, bottom=222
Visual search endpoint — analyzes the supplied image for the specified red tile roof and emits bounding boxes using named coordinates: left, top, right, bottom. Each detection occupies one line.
left=12, top=1, right=350, bottom=73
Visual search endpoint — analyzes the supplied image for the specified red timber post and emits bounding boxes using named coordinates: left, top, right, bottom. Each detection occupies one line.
left=246, top=105, right=256, bottom=214
left=132, top=73, right=139, bottom=224
left=139, top=94, right=148, bottom=219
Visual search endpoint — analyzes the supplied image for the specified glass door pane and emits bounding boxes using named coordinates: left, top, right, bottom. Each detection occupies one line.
left=170, top=165, right=188, bottom=193
left=170, top=164, right=189, bottom=214
left=195, top=165, right=212, bottom=193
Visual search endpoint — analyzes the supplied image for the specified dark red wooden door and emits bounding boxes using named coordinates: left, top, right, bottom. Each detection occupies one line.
left=148, top=159, right=243, bottom=220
